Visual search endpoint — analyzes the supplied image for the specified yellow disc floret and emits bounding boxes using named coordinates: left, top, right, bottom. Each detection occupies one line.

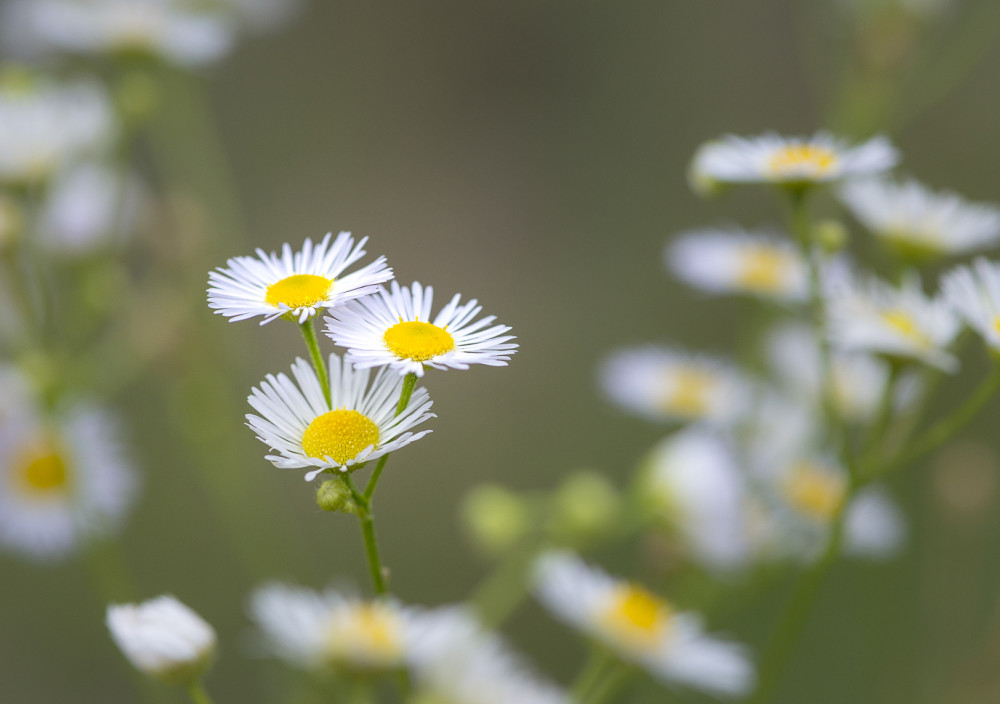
left=384, top=321, right=455, bottom=362
left=767, top=144, right=838, bottom=179
left=602, top=584, right=672, bottom=648
left=15, top=445, right=69, bottom=495
left=265, top=274, right=333, bottom=309
left=301, top=410, right=380, bottom=465
left=882, top=309, right=930, bottom=346
left=664, top=368, right=715, bottom=417
left=737, top=247, right=790, bottom=293
left=327, top=603, right=403, bottom=666
left=784, top=464, right=846, bottom=522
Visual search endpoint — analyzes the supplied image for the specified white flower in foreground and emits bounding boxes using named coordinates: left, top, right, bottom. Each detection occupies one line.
left=247, top=354, right=434, bottom=480
left=840, top=178, right=1000, bottom=258
left=406, top=607, right=569, bottom=704
left=107, top=595, right=216, bottom=685
left=249, top=583, right=415, bottom=672
left=827, top=272, right=960, bottom=371
left=325, top=281, right=517, bottom=377
left=666, top=228, right=807, bottom=302
left=0, top=73, right=113, bottom=185
left=599, top=347, right=750, bottom=425
left=942, top=258, right=1000, bottom=353
left=690, top=132, right=898, bottom=191
left=640, top=429, right=750, bottom=572
left=0, top=404, right=138, bottom=560
left=208, top=231, right=393, bottom=324
left=533, top=552, right=754, bottom=697
left=1, top=0, right=236, bottom=67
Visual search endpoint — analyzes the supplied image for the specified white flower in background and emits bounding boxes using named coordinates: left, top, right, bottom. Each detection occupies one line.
left=839, top=178, right=1000, bottom=258
left=107, top=595, right=216, bottom=685
left=774, top=456, right=849, bottom=526
left=0, top=404, right=138, bottom=560
left=212, top=0, right=303, bottom=33
left=533, top=552, right=754, bottom=697
left=325, top=281, right=518, bottom=377
left=844, top=486, right=906, bottom=558
left=839, top=0, right=953, bottom=20
left=599, top=347, right=750, bottom=425
left=0, top=0, right=236, bottom=67
left=690, top=132, right=898, bottom=190
left=639, top=428, right=750, bottom=572
left=666, top=228, right=807, bottom=302
left=406, top=607, right=569, bottom=704
left=246, top=354, right=434, bottom=480
left=249, top=583, right=415, bottom=672
left=208, top=232, right=393, bottom=325
left=827, top=272, right=960, bottom=371
left=0, top=72, right=113, bottom=186
left=942, top=258, right=1000, bottom=353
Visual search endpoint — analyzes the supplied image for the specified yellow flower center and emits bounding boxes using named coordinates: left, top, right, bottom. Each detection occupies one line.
left=882, top=309, right=929, bottom=345
left=326, top=603, right=403, bottom=667
left=602, top=585, right=672, bottom=646
left=264, top=274, right=333, bottom=309
left=384, top=321, right=455, bottom=362
left=301, top=410, right=380, bottom=465
left=15, top=446, right=69, bottom=495
left=767, top=144, right=838, bottom=178
left=737, top=247, right=790, bottom=292
left=663, top=368, right=715, bottom=417
left=784, top=464, right=846, bottom=521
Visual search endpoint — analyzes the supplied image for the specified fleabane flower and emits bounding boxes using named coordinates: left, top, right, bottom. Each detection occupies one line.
left=107, top=595, right=216, bottom=685
left=599, top=347, right=750, bottom=425
left=690, top=132, right=897, bottom=192
left=0, top=403, right=138, bottom=561
left=942, top=258, right=1000, bottom=353
left=405, top=607, right=569, bottom=704
left=839, top=178, right=1000, bottom=258
left=246, top=354, right=434, bottom=480
left=666, top=228, right=807, bottom=302
left=249, top=583, right=415, bottom=672
left=827, top=272, right=960, bottom=371
left=533, top=552, right=754, bottom=697
left=208, top=231, right=393, bottom=325
left=325, top=281, right=517, bottom=377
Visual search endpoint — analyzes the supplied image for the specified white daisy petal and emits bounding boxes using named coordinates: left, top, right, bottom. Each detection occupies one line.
left=942, top=258, right=1000, bottom=353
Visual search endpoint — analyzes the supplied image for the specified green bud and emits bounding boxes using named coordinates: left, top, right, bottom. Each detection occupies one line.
left=814, top=220, right=849, bottom=254
left=115, top=71, right=159, bottom=125
left=548, top=471, right=620, bottom=544
left=0, top=65, right=37, bottom=96
left=460, top=484, right=529, bottom=556
left=316, top=477, right=357, bottom=514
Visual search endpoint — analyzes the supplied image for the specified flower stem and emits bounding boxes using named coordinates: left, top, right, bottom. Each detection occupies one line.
left=363, top=372, right=417, bottom=501
left=299, top=320, right=331, bottom=408
left=570, top=647, right=616, bottom=702
left=186, top=681, right=215, bottom=704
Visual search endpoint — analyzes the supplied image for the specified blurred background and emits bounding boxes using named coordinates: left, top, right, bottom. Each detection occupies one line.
left=3, top=1, right=1000, bottom=702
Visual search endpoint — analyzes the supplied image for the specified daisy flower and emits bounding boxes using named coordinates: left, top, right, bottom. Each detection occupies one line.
left=246, top=354, right=434, bottom=480
left=325, top=281, right=517, bottom=377
left=533, top=552, right=755, bottom=697
left=942, top=258, right=1000, bottom=353
left=843, top=486, right=906, bottom=559
left=599, top=347, right=750, bottom=425
left=107, top=595, right=216, bottom=685
left=208, top=231, right=393, bottom=325
left=249, top=583, right=416, bottom=672
left=839, top=178, right=1000, bottom=258
left=690, top=132, right=898, bottom=191
left=0, top=403, right=138, bottom=561
left=666, top=227, right=807, bottom=301
left=827, top=272, right=960, bottom=371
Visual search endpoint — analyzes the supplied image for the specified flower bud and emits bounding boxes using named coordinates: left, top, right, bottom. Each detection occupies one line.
left=107, top=595, right=216, bottom=686
left=316, top=476, right=358, bottom=514
left=814, top=219, right=849, bottom=254
left=460, top=484, right=530, bottom=556
left=548, top=471, right=620, bottom=544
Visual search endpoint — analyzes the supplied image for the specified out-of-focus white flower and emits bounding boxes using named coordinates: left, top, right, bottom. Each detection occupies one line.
left=208, top=232, right=393, bottom=325
left=107, top=595, right=216, bottom=685
left=0, top=402, right=138, bottom=560
left=690, top=132, right=898, bottom=192
left=838, top=0, right=953, bottom=20
left=639, top=428, right=750, bottom=572
left=599, top=347, right=750, bottom=425
left=942, top=258, right=1000, bottom=353
left=1, top=0, right=236, bottom=67
left=666, top=228, right=807, bottom=302
left=533, top=552, right=755, bottom=697
left=211, top=0, right=303, bottom=33
left=249, top=583, right=415, bottom=672
left=406, top=607, right=570, bottom=704
left=844, top=486, right=906, bottom=558
left=839, top=178, right=1000, bottom=258
left=0, top=72, right=113, bottom=186
left=246, top=354, right=434, bottom=480
left=827, top=272, right=960, bottom=371
left=325, top=281, right=517, bottom=378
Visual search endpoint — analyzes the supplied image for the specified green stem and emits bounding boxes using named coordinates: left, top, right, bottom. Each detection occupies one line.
left=470, top=538, right=540, bottom=628
left=583, top=660, right=632, bottom=704
left=858, top=362, right=902, bottom=468
left=187, top=681, right=216, bottom=704
left=346, top=476, right=388, bottom=597
left=299, top=320, right=331, bottom=408
left=570, top=647, right=615, bottom=703
left=362, top=373, right=417, bottom=501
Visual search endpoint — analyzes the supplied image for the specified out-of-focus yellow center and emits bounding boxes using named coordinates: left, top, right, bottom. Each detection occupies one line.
left=602, top=585, right=671, bottom=645
left=784, top=464, right=846, bottom=521
left=992, top=316, right=1000, bottom=339
left=301, top=410, right=379, bottom=465
left=328, top=603, right=403, bottom=664
left=664, top=368, right=715, bottom=417
left=384, top=321, right=455, bottom=362
left=737, top=247, right=789, bottom=292
left=881, top=309, right=928, bottom=345
left=15, top=446, right=69, bottom=495
left=265, top=274, right=333, bottom=309
left=767, top=144, right=838, bottom=178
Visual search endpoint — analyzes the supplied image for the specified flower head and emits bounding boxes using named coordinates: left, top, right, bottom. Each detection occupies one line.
left=246, top=354, right=434, bottom=480
left=942, top=258, right=1000, bottom=353
left=325, top=281, right=517, bottom=377
left=208, top=231, right=393, bottom=325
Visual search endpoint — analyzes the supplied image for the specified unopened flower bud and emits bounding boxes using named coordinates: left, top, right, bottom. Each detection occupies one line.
left=316, top=477, right=357, bottom=514
left=461, top=484, right=530, bottom=556
left=548, top=471, right=620, bottom=544
left=815, top=220, right=849, bottom=254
